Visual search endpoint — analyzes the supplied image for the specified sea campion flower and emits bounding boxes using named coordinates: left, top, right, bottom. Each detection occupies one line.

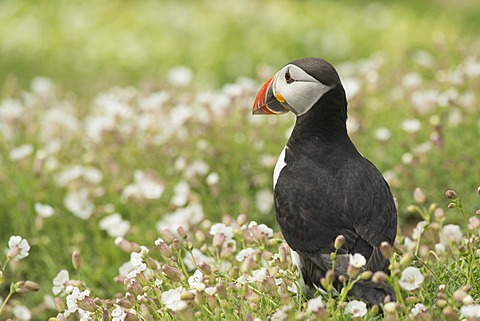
left=306, top=296, right=324, bottom=314
left=64, top=189, right=95, bottom=220
left=34, top=202, right=55, bottom=218
left=9, top=144, right=34, bottom=161
left=349, top=253, right=366, bottom=268
left=188, top=270, right=203, bottom=289
left=6, top=235, right=30, bottom=261
left=64, top=287, right=91, bottom=317
left=12, top=305, right=32, bottom=321
left=52, top=270, right=70, bottom=295
left=460, top=304, right=480, bottom=320
left=161, top=287, right=186, bottom=311
left=399, top=266, right=424, bottom=291
left=99, top=213, right=131, bottom=237
left=345, top=300, right=368, bottom=318
left=209, top=223, right=234, bottom=240
left=439, top=224, right=462, bottom=245
left=410, top=303, right=427, bottom=318
left=111, top=305, right=127, bottom=321
left=236, top=247, right=256, bottom=262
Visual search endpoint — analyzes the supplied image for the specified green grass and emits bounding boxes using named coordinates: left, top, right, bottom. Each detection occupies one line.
left=1, top=0, right=480, bottom=320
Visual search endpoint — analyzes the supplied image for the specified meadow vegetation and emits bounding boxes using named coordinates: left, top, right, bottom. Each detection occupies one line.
left=1, top=0, right=480, bottom=320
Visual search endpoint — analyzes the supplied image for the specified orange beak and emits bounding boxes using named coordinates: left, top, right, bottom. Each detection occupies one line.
left=252, top=76, right=289, bottom=115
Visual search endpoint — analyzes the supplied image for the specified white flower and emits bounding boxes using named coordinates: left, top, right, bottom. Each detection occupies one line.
left=52, top=270, right=70, bottom=295
left=439, top=224, right=462, bottom=245
left=6, top=235, right=30, bottom=261
left=349, top=253, right=366, bottom=268
left=270, top=304, right=292, bottom=321
left=206, top=172, right=219, bottom=185
left=171, top=180, right=190, bottom=207
left=9, top=144, right=34, bottom=161
left=31, top=76, right=55, bottom=96
left=401, top=119, right=421, bottom=134
left=412, top=221, right=428, bottom=240
left=99, top=213, right=131, bottom=237
left=64, top=287, right=90, bottom=317
left=210, top=223, right=234, bottom=240
left=236, top=247, right=256, bottom=262
left=12, top=305, right=31, bottom=321
left=111, top=305, right=127, bottom=321
left=402, top=72, right=422, bottom=88
left=204, top=287, right=216, bottom=296
left=306, top=296, right=324, bottom=314
left=345, top=300, right=368, bottom=318
left=461, top=304, right=480, bottom=319
left=374, top=127, right=392, bottom=142
left=167, top=66, right=193, bottom=87
left=247, top=221, right=274, bottom=237
left=399, top=266, right=424, bottom=291
left=34, top=202, right=55, bottom=218
left=156, top=203, right=204, bottom=233
left=122, top=170, right=165, bottom=201
left=64, top=189, right=95, bottom=220
left=161, top=287, right=185, bottom=311
left=255, top=189, right=273, bottom=213
left=188, top=270, right=203, bottom=289
left=252, top=268, right=268, bottom=282
left=183, top=248, right=215, bottom=271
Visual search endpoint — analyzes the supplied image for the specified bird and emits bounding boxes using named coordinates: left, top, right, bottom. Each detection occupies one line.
left=252, top=57, right=397, bottom=305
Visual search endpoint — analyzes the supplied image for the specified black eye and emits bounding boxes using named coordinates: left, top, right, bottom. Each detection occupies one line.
left=285, top=71, right=294, bottom=84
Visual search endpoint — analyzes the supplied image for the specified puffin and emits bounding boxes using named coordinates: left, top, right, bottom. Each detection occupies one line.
left=252, top=57, right=397, bottom=305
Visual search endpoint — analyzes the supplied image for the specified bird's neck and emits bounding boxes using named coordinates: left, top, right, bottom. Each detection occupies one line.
left=289, top=85, right=351, bottom=145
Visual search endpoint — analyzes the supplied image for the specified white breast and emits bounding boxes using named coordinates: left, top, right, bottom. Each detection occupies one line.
left=273, top=147, right=287, bottom=189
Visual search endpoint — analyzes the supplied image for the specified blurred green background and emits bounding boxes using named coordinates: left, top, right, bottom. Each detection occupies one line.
left=1, top=0, right=480, bottom=319
left=2, top=0, right=480, bottom=95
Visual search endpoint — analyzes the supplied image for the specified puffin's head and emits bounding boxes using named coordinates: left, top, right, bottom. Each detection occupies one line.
left=252, top=58, right=342, bottom=116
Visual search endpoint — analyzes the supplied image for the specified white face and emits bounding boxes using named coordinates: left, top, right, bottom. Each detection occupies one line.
left=272, top=64, right=333, bottom=116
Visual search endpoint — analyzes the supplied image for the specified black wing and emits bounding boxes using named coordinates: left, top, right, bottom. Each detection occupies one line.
left=274, top=153, right=397, bottom=269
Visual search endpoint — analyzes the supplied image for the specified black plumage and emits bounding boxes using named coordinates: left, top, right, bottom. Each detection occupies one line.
left=254, top=58, right=397, bottom=305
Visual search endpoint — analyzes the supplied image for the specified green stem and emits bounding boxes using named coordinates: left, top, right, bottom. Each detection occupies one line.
left=0, top=286, right=14, bottom=315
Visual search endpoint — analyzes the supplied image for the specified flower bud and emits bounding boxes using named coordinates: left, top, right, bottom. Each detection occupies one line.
left=278, top=243, right=288, bottom=263
left=448, top=202, right=456, bottom=209
left=162, top=265, right=184, bottom=282
left=228, top=266, right=238, bottom=279
left=237, top=214, right=247, bottom=226
left=381, top=241, right=393, bottom=259
left=442, top=307, right=458, bottom=321
left=212, top=234, right=225, bottom=248
left=24, top=280, right=40, bottom=292
left=413, top=188, right=426, bottom=204
left=54, top=297, right=65, bottom=312
left=177, top=226, right=188, bottom=239
left=334, top=235, right=345, bottom=250
left=244, top=289, right=260, bottom=303
left=171, top=238, right=181, bottom=251
left=347, top=265, right=360, bottom=278
left=195, top=230, right=206, bottom=244
left=400, top=253, right=414, bottom=266
left=216, top=283, right=228, bottom=299
left=197, top=262, right=212, bottom=275
left=436, top=299, right=447, bottom=308
left=240, top=256, right=254, bottom=274
left=453, top=289, right=467, bottom=302
left=157, top=241, right=172, bottom=258
left=180, top=291, right=195, bottom=301
left=445, top=190, right=457, bottom=199
left=77, top=295, right=98, bottom=312
left=325, top=270, right=335, bottom=285
left=359, top=271, right=372, bottom=280
left=72, top=251, right=81, bottom=270
left=124, top=278, right=144, bottom=296
left=372, top=271, right=387, bottom=284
